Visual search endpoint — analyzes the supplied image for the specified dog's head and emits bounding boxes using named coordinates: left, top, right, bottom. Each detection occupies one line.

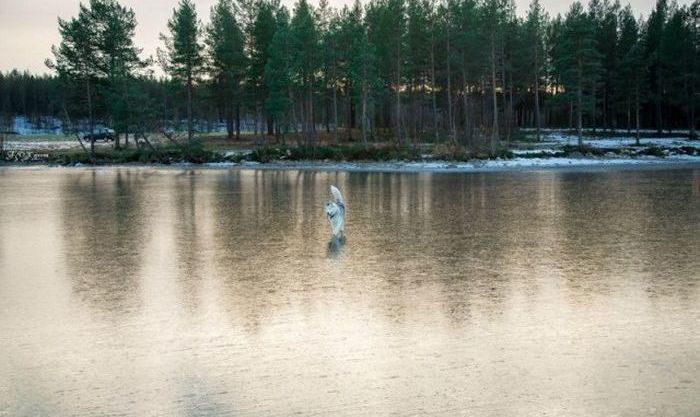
left=325, top=201, right=340, bottom=218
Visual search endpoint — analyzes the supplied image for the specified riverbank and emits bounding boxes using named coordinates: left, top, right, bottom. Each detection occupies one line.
left=2, top=130, right=699, bottom=172
left=3, top=155, right=699, bottom=174
left=206, top=156, right=700, bottom=173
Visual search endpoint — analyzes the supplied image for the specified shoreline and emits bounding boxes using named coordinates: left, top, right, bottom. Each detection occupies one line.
left=2, top=156, right=699, bottom=174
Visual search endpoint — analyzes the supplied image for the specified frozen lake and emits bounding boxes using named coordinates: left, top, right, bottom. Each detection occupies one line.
left=0, top=167, right=698, bottom=416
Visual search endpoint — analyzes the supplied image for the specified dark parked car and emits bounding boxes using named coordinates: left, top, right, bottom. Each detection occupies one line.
left=82, top=128, right=115, bottom=141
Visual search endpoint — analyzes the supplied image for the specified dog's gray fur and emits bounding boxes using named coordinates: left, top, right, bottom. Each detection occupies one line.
left=325, top=185, right=345, bottom=238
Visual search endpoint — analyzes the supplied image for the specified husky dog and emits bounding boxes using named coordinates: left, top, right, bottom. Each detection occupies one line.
left=325, top=185, right=345, bottom=238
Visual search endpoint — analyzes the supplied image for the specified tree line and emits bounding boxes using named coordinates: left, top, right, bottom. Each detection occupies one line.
left=1, top=0, right=698, bottom=152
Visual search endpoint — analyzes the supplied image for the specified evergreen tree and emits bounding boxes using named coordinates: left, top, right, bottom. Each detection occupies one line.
left=159, top=0, right=204, bottom=143
left=455, top=0, right=482, bottom=145
left=317, top=0, right=335, bottom=135
left=436, top=0, right=456, bottom=142
left=264, top=7, right=294, bottom=140
left=616, top=5, right=647, bottom=142
left=323, top=10, right=344, bottom=142
left=366, top=0, right=406, bottom=143
left=48, top=3, right=99, bottom=152
left=660, top=5, right=697, bottom=138
left=481, top=0, right=508, bottom=151
left=290, top=0, right=320, bottom=142
left=644, top=0, right=668, bottom=133
left=22, top=0, right=700, bottom=147
left=587, top=0, right=619, bottom=131
left=346, top=0, right=380, bottom=145
left=206, top=0, right=247, bottom=139
left=406, top=0, right=432, bottom=143
left=500, top=0, right=520, bottom=143
left=249, top=1, right=277, bottom=136
left=92, top=0, right=148, bottom=148
left=525, top=0, right=548, bottom=141
left=553, top=2, right=601, bottom=147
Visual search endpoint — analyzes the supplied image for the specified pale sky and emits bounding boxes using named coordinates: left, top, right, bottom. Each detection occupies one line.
left=0, top=0, right=680, bottom=74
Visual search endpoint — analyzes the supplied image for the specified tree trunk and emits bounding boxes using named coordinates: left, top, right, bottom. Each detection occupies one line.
left=362, top=81, right=368, bottom=147
left=308, top=87, right=315, bottom=145
left=490, top=36, right=498, bottom=153
left=289, top=87, right=298, bottom=135
left=534, top=48, right=541, bottom=142
left=411, top=83, right=417, bottom=145
left=123, top=77, right=130, bottom=148
left=626, top=98, right=631, bottom=136
left=395, top=40, right=402, bottom=144
left=591, top=84, right=597, bottom=134
left=332, top=65, right=339, bottom=144
left=430, top=38, right=438, bottom=142
left=226, top=103, right=234, bottom=139
left=569, top=99, right=573, bottom=130
left=689, top=84, right=696, bottom=139
left=187, top=76, right=193, bottom=143
left=635, top=86, right=640, bottom=145
left=655, top=76, right=662, bottom=134
left=507, top=72, right=513, bottom=143
left=602, top=86, right=607, bottom=131
left=347, top=93, right=353, bottom=141
left=267, top=111, right=274, bottom=136
left=236, top=103, right=241, bottom=140
left=690, top=102, right=695, bottom=140
left=86, top=79, right=95, bottom=155
left=254, top=103, right=260, bottom=139
left=446, top=25, right=455, bottom=143
left=577, top=66, right=583, bottom=149
left=461, top=68, right=469, bottom=146
left=500, top=59, right=509, bottom=143
left=481, top=79, right=486, bottom=130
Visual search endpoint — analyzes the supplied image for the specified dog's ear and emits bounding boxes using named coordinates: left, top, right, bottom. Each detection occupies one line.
left=330, top=185, right=344, bottom=205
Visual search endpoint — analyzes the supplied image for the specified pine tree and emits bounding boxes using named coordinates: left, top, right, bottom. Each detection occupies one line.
left=249, top=1, right=277, bottom=137
left=206, top=0, right=247, bottom=139
left=290, top=0, right=320, bottom=143
left=317, top=0, right=334, bottom=135
left=454, top=0, right=481, bottom=146
left=500, top=0, right=519, bottom=143
left=525, top=0, right=548, bottom=141
left=587, top=0, right=618, bottom=131
left=264, top=7, right=293, bottom=140
left=48, top=3, right=99, bottom=152
left=481, top=0, right=508, bottom=151
left=436, top=0, right=456, bottom=142
left=347, top=0, right=380, bottom=146
left=366, top=0, right=406, bottom=143
left=644, top=0, right=668, bottom=134
left=660, top=5, right=697, bottom=139
left=92, top=0, right=148, bottom=148
left=159, top=0, right=204, bottom=143
left=33, top=0, right=700, bottom=148
left=323, top=11, right=344, bottom=142
left=616, top=5, right=647, bottom=143
left=406, top=0, right=431, bottom=144
left=554, top=2, right=601, bottom=148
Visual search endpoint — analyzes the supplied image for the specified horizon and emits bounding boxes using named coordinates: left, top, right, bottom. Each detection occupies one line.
left=0, top=0, right=685, bottom=75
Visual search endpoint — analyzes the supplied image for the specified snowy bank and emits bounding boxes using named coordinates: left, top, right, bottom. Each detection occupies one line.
left=200, top=155, right=700, bottom=173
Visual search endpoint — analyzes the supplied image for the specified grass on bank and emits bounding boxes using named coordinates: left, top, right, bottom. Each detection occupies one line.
left=2, top=135, right=698, bottom=165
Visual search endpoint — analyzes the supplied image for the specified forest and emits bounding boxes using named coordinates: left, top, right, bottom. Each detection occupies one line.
left=0, top=0, right=698, bottom=154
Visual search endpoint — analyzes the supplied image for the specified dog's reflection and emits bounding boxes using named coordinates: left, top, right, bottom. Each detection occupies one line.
left=326, top=235, right=346, bottom=258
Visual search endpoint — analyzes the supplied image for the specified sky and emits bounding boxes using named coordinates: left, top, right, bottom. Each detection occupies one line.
left=0, top=0, right=683, bottom=74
